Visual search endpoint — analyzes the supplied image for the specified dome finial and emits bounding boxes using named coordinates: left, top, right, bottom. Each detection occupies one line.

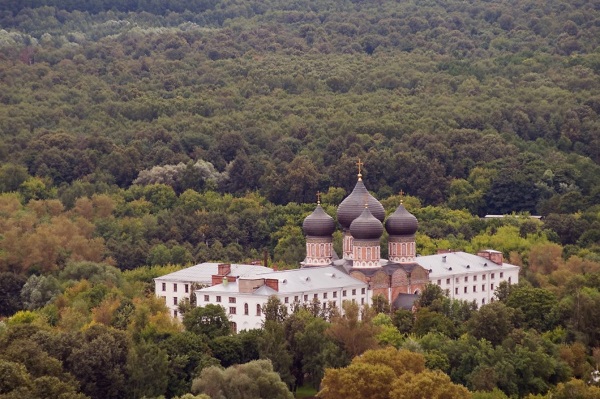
left=356, top=158, right=364, bottom=181
left=399, top=189, right=405, bottom=204
left=316, top=191, right=321, bottom=205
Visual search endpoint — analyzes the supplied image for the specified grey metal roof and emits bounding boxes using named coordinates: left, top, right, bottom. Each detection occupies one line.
left=415, top=251, right=519, bottom=278
left=154, top=263, right=273, bottom=283
left=303, top=204, right=336, bottom=237
left=337, top=178, right=385, bottom=228
left=198, top=265, right=366, bottom=295
left=385, top=204, right=418, bottom=236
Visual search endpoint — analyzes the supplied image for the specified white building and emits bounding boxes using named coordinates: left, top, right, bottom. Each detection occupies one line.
left=196, top=264, right=368, bottom=331
left=154, top=262, right=272, bottom=318
left=154, top=167, right=520, bottom=326
left=417, top=250, right=520, bottom=307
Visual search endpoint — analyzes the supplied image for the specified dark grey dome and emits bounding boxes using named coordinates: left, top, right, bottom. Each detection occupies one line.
left=385, top=204, right=418, bottom=236
left=303, top=204, right=336, bottom=237
left=337, top=179, right=385, bottom=229
left=350, top=207, right=383, bottom=240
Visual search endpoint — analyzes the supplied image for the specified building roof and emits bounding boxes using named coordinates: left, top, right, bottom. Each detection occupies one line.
left=197, top=265, right=366, bottom=296
left=154, top=263, right=273, bottom=283
left=415, top=251, right=519, bottom=278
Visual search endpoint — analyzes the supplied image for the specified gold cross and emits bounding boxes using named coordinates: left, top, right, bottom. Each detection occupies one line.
left=399, top=190, right=405, bottom=203
left=316, top=191, right=321, bottom=204
left=356, top=158, right=364, bottom=175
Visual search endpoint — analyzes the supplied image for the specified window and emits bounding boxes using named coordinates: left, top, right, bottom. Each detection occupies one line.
left=482, top=298, right=486, bottom=305
left=437, top=279, right=441, bottom=285
left=244, top=303, right=249, bottom=315
left=216, top=296, right=221, bottom=303
left=464, top=276, right=468, bottom=282
left=361, top=288, right=366, bottom=295
left=455, top=287, right=458, bottom=295
left=162, top=283, right=166, bottom=291
left=173, top=297, right=178, bottom=305
left=491, top=273, right=495, bottom=279
left=185, top=284, right=189, bottom=293
left=473, top=275, right=477, bottom=281
left=174, top=310, right=178, bottom=318
left=229, top=297, right=236, bottom=303
left=508, top=277, right=512, bottom=284
left=285, top=297, right=289, bottom=304
left=352, top=289, right=356, bottom=295
left=361, top=298, right=365, bottom=305
left=342, top=290, right=347, bottom=297
left=455, top=277, right=459, bottom=283
left=446, top=278, right=450, bottom=284
left=204, top=295, right=209, bottom=302
left=314, top=293, right=318, bottom=299
left=294, top=296, right=299, bottom=302
left=482, top=274, right=486, bottom=280
left=500, top=272, right=504, bottom=278
left=464, top=287, right=468, bottom=293
left=482, top=284, right=485, bottom=291
left=256, top=304, right=261, bottom=316
left=229, top=307, right=236, bottom=315
left=304, top=295, right=308, bottom=302
left=333, top=292, right=337, bottom=298
left=490, top=283, right=494, bottom=290
left=473, top=285, right=477, bottom=292
left=322, top=302, right=326, bottom=309
left=323, top=293, right=328, bottom=299
left=173, top=284, right=177, bottom=292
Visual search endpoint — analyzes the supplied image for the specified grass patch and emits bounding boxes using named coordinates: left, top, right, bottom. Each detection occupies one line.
left=295, top=385, right=318, bottom=399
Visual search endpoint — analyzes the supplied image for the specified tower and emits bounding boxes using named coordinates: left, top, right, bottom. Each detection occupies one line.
left=385, top=197, right=418, bottom=263
left=350, top=205, right=384, bottom=268
left=301, top=193, right=336, bottom=267
left=336, top=159, right=384, bottom=260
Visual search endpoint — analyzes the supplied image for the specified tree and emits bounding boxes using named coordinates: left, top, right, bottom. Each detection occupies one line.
left=506, top=286, right=558, bottom=332
left=389, top=369, right=471, bottom=399
left=20, top=275, right=61, bottom=310
left=126, top=340, right=169, bottom=399
left=467, top=302, right=517, bottom=346
left=326, top=301, right=380, bottom=358
left=417, top=284, right=446, bottom=308
left=0, top=272, right=27, bottom=317
left=182, top=304, right=230, bottom=339
left=191, top=359, right=293, bottom=399
left=66, top=325, right=129, bottom=399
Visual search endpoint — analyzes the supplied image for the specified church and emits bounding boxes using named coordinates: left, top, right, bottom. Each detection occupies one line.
left=155, top=163, right=520, bottom=330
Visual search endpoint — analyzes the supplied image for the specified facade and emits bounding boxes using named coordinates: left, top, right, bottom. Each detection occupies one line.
left=155, top=165, right=520, bottom=325
left=154, top=262, right=272, bottom=318
left=196, top=264, right=368, bottom=331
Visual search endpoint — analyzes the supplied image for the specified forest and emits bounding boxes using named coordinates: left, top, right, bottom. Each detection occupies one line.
left=0, top=0, right=599, bottom=397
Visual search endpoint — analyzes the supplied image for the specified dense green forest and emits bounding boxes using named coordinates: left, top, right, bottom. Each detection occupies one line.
left=1, top=0, right=600, bottom=397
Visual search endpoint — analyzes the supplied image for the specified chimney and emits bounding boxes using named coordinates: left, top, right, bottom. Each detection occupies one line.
left=477, top=250, right=491, bottom=260
left=437, top=249, right=452, bottom=254
left=265, top=278, right=279, bottom=292
left=211, top=275, right=237, bottom=286
left=218, top=263, right=231, bottom=276
left=490, top=252, right=503, bottom=265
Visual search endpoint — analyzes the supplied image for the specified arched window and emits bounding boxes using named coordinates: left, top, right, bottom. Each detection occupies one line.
left=244, top=303, right=249, bottom=315
left=256, top=304, right=261, bottom=316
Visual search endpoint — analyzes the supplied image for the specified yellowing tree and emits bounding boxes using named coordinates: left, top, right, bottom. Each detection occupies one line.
left=390, top=369, right=471, bottom=399
left=318, top=347, right=469, bottom=399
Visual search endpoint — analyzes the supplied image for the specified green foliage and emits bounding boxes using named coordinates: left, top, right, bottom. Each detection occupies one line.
left=191, top=359, right=294, bottom=399
left=182, top=304, right=230, bottom=339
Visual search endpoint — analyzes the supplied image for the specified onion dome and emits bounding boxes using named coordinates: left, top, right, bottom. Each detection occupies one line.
left=385, top=203, right=418, bottom=236
left=337, top=179, right=385, bottom=229
left=350, top=207, right=384, bottom=240
left=303, top=204, right=336, bottom=237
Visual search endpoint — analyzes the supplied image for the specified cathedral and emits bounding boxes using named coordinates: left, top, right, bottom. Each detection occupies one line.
left=155, top=161, right=520, bottom=328
left=301, top=162, right=429, bottom=308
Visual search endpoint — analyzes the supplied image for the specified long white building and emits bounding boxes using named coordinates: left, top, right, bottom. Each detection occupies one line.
left=155, top=168, right=519, bottom=327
